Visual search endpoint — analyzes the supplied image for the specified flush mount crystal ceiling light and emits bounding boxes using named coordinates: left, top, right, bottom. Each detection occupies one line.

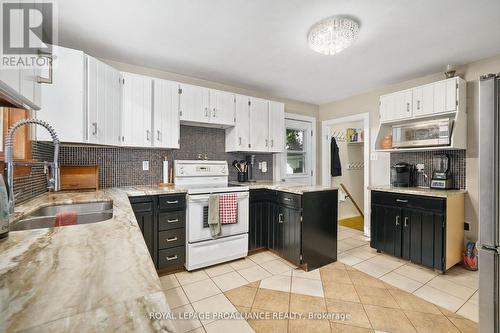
left=307, top=16, right=360, bottom=55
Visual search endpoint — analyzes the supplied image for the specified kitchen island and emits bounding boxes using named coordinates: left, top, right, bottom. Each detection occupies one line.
left=0, top=186, right=187, bottom=333
left=239, top=182, right=339, bottom=271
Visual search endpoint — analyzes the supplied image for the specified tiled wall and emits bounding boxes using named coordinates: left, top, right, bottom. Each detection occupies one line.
left=390, top=149, right=466, bottom=189
left=14, top=126, right=274, bottom=203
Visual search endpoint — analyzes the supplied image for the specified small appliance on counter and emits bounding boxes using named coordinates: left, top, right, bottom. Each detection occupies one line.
left=391, top=162, right=414, bottom=187
left=430, top=154, right=453, bottom=189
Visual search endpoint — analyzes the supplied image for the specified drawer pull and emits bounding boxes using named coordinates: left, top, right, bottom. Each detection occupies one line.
left=396, top=199, right=408, bottom=203
left=278, top=213, right=284, bottom=223
left=166, top=200, right=179, bottom=204
left=166, top=237, right=178, bottom=242
left=284, top=197, right=292, bottom=201
left=166, top=255, right=178, bottom=261
left=404, top=217, right=409, bottom=227
left=167, top=219, right=179, bottom=223
left=395, top=216, right=400, bottom=226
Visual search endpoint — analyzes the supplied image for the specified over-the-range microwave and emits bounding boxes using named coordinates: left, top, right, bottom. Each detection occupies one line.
left=392, top=118, right=453, bottom=148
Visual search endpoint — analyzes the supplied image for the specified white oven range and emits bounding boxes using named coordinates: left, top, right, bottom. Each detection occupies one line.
left=174, top=160, right=249, bottom=271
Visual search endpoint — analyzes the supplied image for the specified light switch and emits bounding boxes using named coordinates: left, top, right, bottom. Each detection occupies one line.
left=142, top=161, right=149, bottom=171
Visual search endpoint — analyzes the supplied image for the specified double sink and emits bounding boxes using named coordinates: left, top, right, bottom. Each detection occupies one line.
left=11, top=201, right=114, bottom=231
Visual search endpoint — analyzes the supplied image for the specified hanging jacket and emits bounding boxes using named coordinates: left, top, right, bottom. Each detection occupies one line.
left=331, top=137, right=342, bottom=177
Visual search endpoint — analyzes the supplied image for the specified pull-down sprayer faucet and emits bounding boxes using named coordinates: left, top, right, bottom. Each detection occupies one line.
left=4, top=119, right=60, bottom=213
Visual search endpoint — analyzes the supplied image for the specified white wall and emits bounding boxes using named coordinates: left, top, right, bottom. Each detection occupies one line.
left=318, top=54, right=500, bottom=242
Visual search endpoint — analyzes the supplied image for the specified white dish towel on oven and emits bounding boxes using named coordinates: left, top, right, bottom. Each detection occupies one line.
left=208, top=194, right=222, bottom=238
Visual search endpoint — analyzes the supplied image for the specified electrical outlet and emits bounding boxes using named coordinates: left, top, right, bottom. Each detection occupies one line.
left=142, top=161, right=149, bottom=171
left=464, top=222, right=470, bottom=231
left=261, top=161, right=267, bottom=173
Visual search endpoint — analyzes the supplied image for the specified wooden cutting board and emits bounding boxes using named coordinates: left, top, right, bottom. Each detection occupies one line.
left=60, top=165, right=99, bottom=190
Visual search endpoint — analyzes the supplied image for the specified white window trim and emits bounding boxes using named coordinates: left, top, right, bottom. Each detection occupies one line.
left=273, top=113, right=317, bottom=185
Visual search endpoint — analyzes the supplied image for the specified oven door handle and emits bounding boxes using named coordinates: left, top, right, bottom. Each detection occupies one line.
left=188, top=192, right=249, bottom=203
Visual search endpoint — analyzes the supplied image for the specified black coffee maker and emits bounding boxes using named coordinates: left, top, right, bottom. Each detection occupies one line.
left=391, top=162, right=414, bottom=187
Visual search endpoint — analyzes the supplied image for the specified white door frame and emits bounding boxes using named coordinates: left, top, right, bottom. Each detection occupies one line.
left=322, top=112, right=370, bottom=237
left=274, top=113, right=317, bottom=185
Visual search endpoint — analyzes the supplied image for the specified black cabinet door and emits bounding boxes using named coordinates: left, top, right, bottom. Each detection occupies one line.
left=273, top=203, right=284, bottom=254
left=381, top=205, right=402, bottom=257
left=401, top=208, right=445, bottom=270
left=134, top=211, right=155, bottom=263
left=249, top=201, right=267, bottom=251
left=282, top=205, right=301, bottom=266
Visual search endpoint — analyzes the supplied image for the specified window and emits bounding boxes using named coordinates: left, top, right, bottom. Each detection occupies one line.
left=281, top=118, right=313, bottom=184
left=286, top=129, right=306, bottom=175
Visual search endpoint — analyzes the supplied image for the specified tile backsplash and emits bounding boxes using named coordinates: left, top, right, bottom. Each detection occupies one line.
left=390, top=149, right=466, bottom=189
left=14, top=125, right=274, bottom=203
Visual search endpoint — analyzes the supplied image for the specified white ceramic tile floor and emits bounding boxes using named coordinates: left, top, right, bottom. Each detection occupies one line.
left=336, top=225, right=479, bottom=320
left=161, top=224, right=479, bottom=333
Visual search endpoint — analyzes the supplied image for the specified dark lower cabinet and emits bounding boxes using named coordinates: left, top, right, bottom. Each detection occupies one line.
left=249, top=188, right=338, bottom=270
left=130, top=196, right=156, bottom=265
left=130, top=193, right=187, bottom=271
left=371, top=191, right=446, bottom=271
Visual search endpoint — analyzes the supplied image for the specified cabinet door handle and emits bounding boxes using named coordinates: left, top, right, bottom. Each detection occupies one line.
left=238, top=137, right=242, bottom=145
left=212, top=107, right=217, bottom=117
left=417, top=100, right=421, bottom=110
left=265, top=139, right=269, bottom=147
left=166, top=200, right=179, bottom=204
left=204, top=107, right=209, bottom=117
left=406, top=102, right=410, bottom=112
left=157, top=130, right=161, bottom=141
left=167, top=219, right=179, bottom=223
left=166, top=237, right=178, bottom=242
left=404, top=217, right=409, bottom=227
left=92, top=122, right=98, bottom=135
left=278, top=213, right=284, bottom=223
left=166, top=255, right=178, bottom=261
left=396, top=199, right=408, bottom=203
left=271, top=139, right=274, bottom=147
left=146, top=130, right=151, bottom=141
left=395, top=216, right=400, bottom=226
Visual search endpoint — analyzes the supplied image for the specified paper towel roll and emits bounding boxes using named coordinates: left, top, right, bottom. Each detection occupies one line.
left=163, top=160, right=169, bottom=183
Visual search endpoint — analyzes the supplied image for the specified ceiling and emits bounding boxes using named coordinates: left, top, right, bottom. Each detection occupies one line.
left=57, top=0, right=500, bottom=104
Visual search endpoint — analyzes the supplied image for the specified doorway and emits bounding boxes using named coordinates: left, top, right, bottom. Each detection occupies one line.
left=322, top=113, right=370, bottom=236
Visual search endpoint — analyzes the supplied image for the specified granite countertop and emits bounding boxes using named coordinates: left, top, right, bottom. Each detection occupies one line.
left=230, top=181, right=338, bottom=195
left=0, top=187, right=182, bottom=333
left=368, top=185, right=467, bottom=198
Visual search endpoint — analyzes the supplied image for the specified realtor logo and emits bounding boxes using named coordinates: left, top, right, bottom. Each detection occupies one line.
left=1, top=0, right=57, bottom=68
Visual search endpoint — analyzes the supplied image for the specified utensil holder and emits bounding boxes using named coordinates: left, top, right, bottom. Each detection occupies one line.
left=237, top=172, right=246, bottom=182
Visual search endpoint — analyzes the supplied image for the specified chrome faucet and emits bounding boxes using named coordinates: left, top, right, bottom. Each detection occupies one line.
left=4, top=119, right=60, bottom=213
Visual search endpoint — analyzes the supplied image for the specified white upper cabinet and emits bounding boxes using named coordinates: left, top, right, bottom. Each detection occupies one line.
left=380, top=77, right=462, bottom=123
left=226, top=96, right=285, bottom=153
left=380, top=90, right=412, bottom=122
left=37, top=45, right=86, bottom=142
left=121, top=72, right=152, bottom=147
left=249, top=97, right=269, bottom=151
left=87, top=56, right=121, bottom=145
left=179, top=83, right=210, bottom=124
left=209, top=89, right=235, bottom=126
left=153, top=79, right=180, bottom=149
left=413, top=84, right=434, bottom=116
left=268, top=101, right=285, bottom=153
left=179, top=83, right=235, bottom=127
left=225, top=95, right=250, bottom=151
